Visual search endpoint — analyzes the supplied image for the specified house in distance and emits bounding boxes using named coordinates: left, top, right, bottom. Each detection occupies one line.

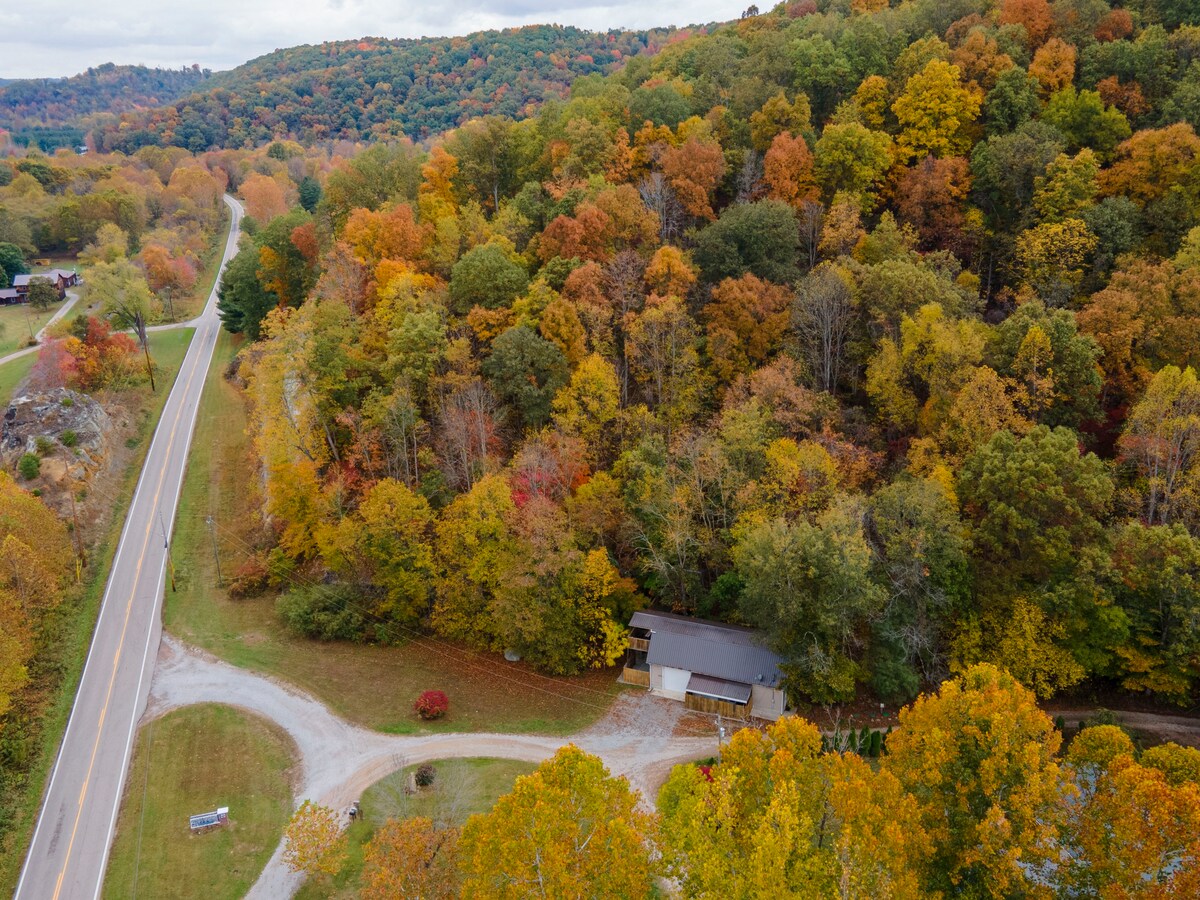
left=12, top=269, right=79, bottom=301
left=622, top=610, right=787, bottom=721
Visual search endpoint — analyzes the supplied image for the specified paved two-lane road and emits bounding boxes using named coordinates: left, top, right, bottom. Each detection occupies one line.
left=15, top=195, right=243, bottom=900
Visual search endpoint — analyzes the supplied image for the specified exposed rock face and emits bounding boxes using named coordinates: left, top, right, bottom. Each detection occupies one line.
left=1, top=389, right=114, bottom=510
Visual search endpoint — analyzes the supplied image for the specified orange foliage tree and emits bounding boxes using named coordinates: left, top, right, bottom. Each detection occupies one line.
left=660, top=136, right=726, bottom=221
left=702, top=273, right=793, bottom=384
left=763, top=132, right=819, bottom=208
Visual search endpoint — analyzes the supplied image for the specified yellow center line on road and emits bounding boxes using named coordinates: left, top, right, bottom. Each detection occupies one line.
left=50, top=327, right=210, bottom=900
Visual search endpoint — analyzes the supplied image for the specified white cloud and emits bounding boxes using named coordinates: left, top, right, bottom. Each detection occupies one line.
left=0, top=0, right=739, bottom=78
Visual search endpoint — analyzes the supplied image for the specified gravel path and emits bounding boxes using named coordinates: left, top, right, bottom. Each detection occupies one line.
left=147, top=637, right=716, bottom=898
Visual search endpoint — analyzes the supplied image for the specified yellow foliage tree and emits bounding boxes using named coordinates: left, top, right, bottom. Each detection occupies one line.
left=644, top=245, right=696, bottom=299
left=1029, top=38, right=1077, bottom=97
left=1067, top=760, right=1200, bottom=897
left=551, top=353, right=620, bottom=452
left=892, top=60, right=982, bottom=161
left=883, top=664, right=1067, bottom=898
left=362, top=816, right=459, bottom=900
left=1016, top=218, right=1098, bottom=304
left=458, top=745, right=653, bottom=899
left=749, top=92, right=813, bottom=152
left=658, top=716, right=931, bottom=899
left=283, top=800, right=347, bottom=878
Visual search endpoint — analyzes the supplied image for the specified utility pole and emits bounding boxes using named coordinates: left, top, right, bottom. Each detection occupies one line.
left=206, top=515, right=223, bottom=586
left=69, top=490, right=84, bottom=582
left=717, top=714, right=726, bottom=763
left=135, top=312, right=155, bottom=392
left=159, top=512, right=176, bottom=592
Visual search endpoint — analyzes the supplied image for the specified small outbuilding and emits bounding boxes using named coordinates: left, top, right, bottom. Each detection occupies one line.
left=621, top=610, right=787, bottom=721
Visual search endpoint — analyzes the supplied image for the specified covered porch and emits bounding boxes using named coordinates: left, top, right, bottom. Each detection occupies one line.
left=683, top=673, right=753, bottom=719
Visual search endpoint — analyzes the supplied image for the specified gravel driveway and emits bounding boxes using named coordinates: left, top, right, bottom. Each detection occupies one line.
left=147, top=637, right=717, bottom=898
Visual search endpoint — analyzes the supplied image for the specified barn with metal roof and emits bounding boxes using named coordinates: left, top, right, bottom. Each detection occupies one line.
left=622, top=610, right=788, bottom=720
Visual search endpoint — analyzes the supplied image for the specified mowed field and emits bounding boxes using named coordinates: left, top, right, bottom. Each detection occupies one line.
left=102, top=704, right=296, bottom=900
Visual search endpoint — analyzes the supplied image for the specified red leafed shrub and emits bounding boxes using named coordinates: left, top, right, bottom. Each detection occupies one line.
left=698, top=764, right=714, bottom=781
left=229, top=554, right=270, bottom=598
left=414, top=690, right=449, bottom=720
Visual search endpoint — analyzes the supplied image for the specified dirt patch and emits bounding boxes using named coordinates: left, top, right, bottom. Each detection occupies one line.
left=577, top=688, right=722, bottom=747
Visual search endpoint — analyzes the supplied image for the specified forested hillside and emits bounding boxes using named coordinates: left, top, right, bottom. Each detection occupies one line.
left=89, top=26, right=680, bottom=152
left=212, top=0, right=1200, bottom=712
left=0, top=64, right=211, bottom=151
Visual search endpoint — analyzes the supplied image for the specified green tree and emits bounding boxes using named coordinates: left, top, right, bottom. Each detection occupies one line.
left=447, top=116, right=541, bottom=213
left=813, top=122, right=893, bottom=206
left=1110, top=522, right=1200, bottom=702
left=983, top=66, right=1041, bottom=134
left=255, top=208, right=318, bottom=309
left=988, top=300, right=1102, bottom=427
left=692, top=200, right=799, bottom=285
left=971, top=121, right=1067, bottom=228
left=1042, top=86, right=1132, bottom=158
left=959, top=426, right=1119, bottom=690
left=867, top=476, right=970, bottom=700
left=734, top=499, right=885, bottom=703
left=0, top=242, right=27, bottom=285
left=297, top=175, right=322, bottom=212
left=25, top=278, right=59, bottom=312
left=483, top=326, right=569, bottom=429
left=962, top=425, right=1112, bottom=587
left=217, top=237, right=277, bottom=339
left=321, top=142, right=424, bottom=228
left=88, top=258, right=154, bottom=333
left=449, top=243, right=529, bottom=313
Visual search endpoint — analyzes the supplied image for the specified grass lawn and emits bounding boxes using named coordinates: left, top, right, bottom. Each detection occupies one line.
left=0, top=352, right=37, bottom=408
left=0, top=328, right=196, bottom=895
left=164, top=331, right=622, bottom=737
left=296, top=757, right=537, bottom=900
left=103, top=704, right=296, bottom=900
left=0, top=303, right=57, bottom=356
left=146, top=327, right=194, bottom=374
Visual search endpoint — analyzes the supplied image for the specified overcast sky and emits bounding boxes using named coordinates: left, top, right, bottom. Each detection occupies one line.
left=0, top=0, right=741, bottom=79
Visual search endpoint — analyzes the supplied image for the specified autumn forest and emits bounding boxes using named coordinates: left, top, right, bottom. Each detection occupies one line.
left=4, top=0, right=1200, bottom=894
left=205, top=0, right=1200, bottom=713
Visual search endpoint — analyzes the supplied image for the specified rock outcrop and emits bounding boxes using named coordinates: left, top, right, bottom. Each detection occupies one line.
left=1, top=389, right=114, bottom=508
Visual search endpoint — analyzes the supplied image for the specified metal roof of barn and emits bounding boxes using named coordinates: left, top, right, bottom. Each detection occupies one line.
left=632, top=610, right=783, bottom=689
left=686, top=673, right=753, bottom=704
